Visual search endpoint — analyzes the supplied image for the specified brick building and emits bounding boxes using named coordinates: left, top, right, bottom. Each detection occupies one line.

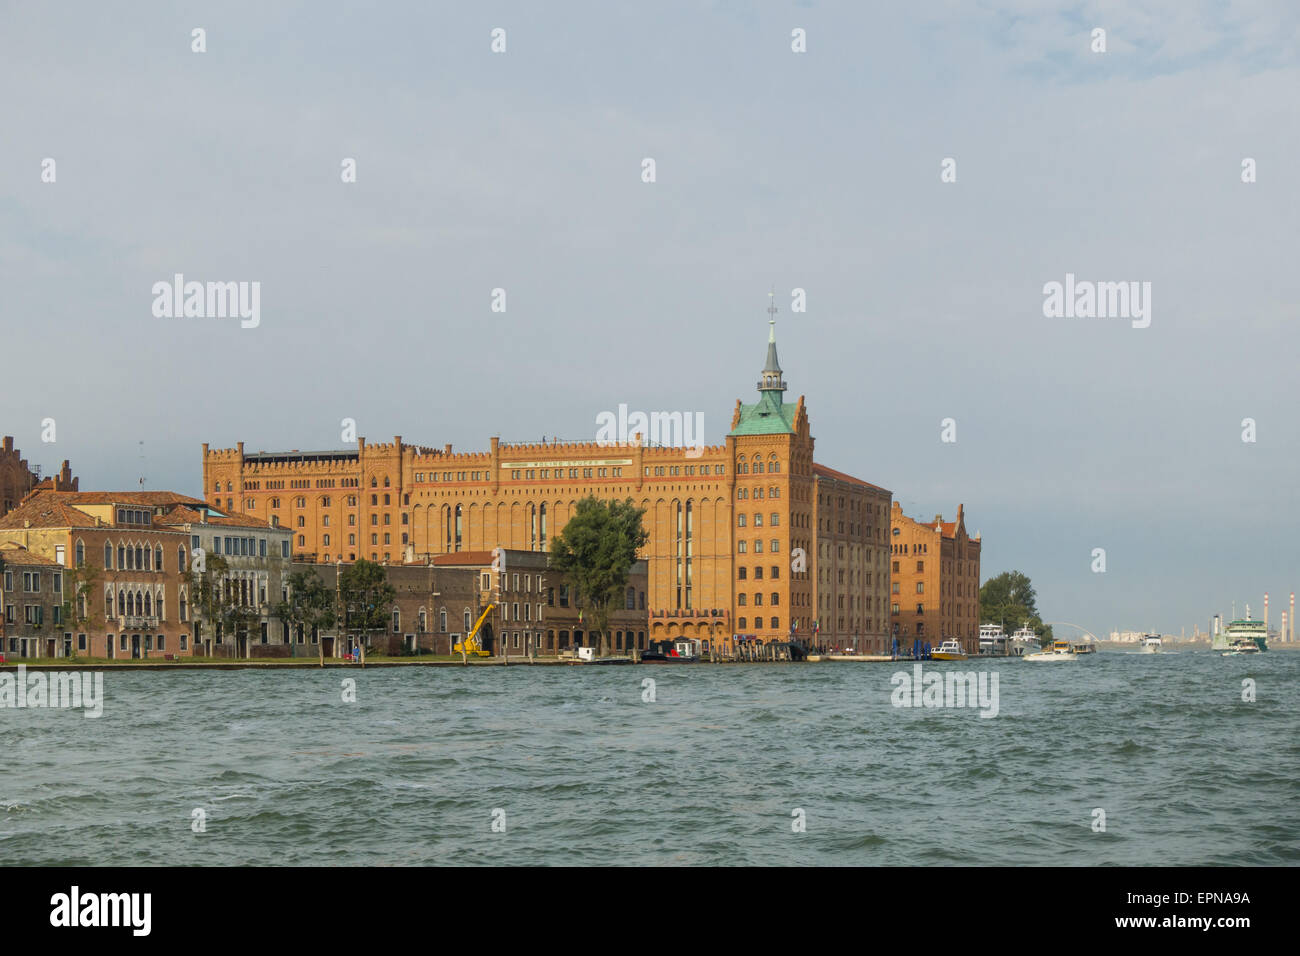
left=0, top=435, right=78, bottom=518
left=889, top=502, right=982, bottom=653
left=202, top=321, right=891, bottom=654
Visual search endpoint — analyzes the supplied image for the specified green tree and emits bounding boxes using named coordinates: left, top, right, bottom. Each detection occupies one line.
left=192, top=552, right=258, bottom=658
left=548, top=496, right=648, bottom=657
left=60, top=561, right=103, bottom=641
left=276, top=568, right=338, bottom=665
left=980, top=570, right=1052, bottom=643
left=338, top=559, right=395, bottom=662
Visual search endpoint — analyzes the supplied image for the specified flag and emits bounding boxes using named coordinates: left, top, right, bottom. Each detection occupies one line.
left=578, top=608, right=583, bottom=623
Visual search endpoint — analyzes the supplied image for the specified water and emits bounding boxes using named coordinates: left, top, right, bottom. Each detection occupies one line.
left=3, top=650, right=1298, bottom=865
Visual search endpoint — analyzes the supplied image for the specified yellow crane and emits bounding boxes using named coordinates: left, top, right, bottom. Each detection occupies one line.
left=454, top=603, right=495, bottom=657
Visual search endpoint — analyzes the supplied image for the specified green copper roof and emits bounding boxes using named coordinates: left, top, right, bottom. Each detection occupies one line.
left=731, top=391, right=798, bottom=435
left=730, top=316, right=795, bottom=435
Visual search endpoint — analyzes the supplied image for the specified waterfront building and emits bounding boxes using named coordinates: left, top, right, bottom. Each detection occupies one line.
left=889, top=502, right=982, bottom=653
left=0, top=490, right=202, bottom=658
left=294, top=549, right=648, bottom=658
left=0, top=435, right=78, bottom=518
left=202, top=322, right=892, bottom=654
left=0, top=544, right=66, bottom=658
left=155, top=504, right=293, bottom=657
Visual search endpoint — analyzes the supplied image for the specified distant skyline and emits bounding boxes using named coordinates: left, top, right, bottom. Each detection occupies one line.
left=3, top=1, right=1299, bottom=640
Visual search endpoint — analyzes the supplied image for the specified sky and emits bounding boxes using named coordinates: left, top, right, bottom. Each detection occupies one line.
left=2, top=1, right=1298, bottom=639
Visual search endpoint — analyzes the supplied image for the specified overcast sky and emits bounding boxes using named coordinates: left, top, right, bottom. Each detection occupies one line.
left=3, top=1, right=1298, bottom=638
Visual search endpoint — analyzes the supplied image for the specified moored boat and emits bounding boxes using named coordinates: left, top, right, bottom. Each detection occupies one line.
left=931, top=639, right=968, bottom=661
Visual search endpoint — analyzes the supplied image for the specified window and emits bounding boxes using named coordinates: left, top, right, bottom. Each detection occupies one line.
left=104, top=542, right=113, bottom=568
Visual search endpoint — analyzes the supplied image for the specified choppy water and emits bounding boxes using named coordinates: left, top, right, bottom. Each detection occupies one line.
left=3, top=650, right=1297, bottom=865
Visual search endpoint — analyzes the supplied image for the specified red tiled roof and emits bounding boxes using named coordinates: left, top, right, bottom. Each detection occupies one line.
left=812, top=463, right=890, bottom=495
left=154, top=505, right=274, bottom=529
left=0, top=544, right=61, bottom=566
left=30, top=490, right=206, bottom=507
left=0, top=497, right=98, bottom=529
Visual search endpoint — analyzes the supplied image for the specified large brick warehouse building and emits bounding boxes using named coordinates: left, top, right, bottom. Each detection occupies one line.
left=202, top=324, right=899, bottom=653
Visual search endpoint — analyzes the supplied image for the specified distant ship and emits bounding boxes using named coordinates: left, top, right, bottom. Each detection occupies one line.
left=1140, top=633, right=1162, bottom=653
left=1213, top=617, right=1268, bottom=653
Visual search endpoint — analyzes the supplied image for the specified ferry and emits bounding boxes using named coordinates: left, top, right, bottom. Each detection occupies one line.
left=931, top=639, right=968, bottom=661
left=1140, top=633, right=1162, bottom=653
left=1024, top=640, right=1075, bottom=662
left=1213, top=617, right=1268, bottom=653
left=1009, top=625, right=1038, bottom=656
left=1070, top=641, right=1097, bottom=655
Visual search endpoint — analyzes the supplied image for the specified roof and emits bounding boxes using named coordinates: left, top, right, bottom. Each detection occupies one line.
left=0, top=544, right=61, bottom=567
left=25, top=489, right=207, bottom=508
left=730, top=392, right=797, bottom=436
left=812, top=463, right=891, bottom=495
left=154, top=505, right=275, bottom=530
left=0, top=497, right=99, bottom=529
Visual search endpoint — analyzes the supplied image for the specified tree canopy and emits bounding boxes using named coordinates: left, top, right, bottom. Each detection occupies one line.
left=980, top=570, right=1053, bottom=642
left=548, top=496, right=648, bottom=657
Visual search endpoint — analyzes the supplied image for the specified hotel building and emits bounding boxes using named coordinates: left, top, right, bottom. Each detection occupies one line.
left=203, top=323, right=895, bottom=653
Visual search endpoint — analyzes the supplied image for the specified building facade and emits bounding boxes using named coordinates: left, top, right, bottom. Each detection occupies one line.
left=202, top=323, right=891, bottom=653
left=155, top=504, right=293, bottom=658
left=0, top=544, right=66, bottom=658
left=0, top=491, right=203, bottom=658
left=889, top=502, right=982, bottom=652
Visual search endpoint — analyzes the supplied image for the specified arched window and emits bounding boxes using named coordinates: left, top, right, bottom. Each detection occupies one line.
left=117, top=590, right=126, bottom=615
left=157, top=592, right=164, bottom=620
left=738, top=617, right=747, bottom=630
left=75, top=541, right=85, bottom=567
left=439, top=608, right=448, bottom=632
left=463, top=608, right=472, bottom=631
left=104, top=542, right=113, bottom=568
left=419, top=608, right=427, bottom=633
left=144, top=592, right=152, bottom=616
left=753, top=459, right=764, bottom=474
left=135, top=545, right=143, bottom=569
left=155, top=546, right=163, bottom=570
left=178, top=546, right=186, bottom=572
left=770, top=458, right=780, bottom=473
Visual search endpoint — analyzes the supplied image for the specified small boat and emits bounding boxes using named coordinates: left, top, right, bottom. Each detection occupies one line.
left=1140, top=633, right=1162, bottom=653
left=931, top=639, right=968, bottom=661
left=640, top=638, right=701, bottom=663
left=1024, top=640, right=1076, bottom=661
left=1070, top=641, right=1097, bottom=655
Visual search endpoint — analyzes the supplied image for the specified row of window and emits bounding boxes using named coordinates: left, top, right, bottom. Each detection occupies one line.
left=737, top=513, right=781, bottom=528
left=736, top=593, right=781, bottom=607
left=736, top=539, right=782, bottom=554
